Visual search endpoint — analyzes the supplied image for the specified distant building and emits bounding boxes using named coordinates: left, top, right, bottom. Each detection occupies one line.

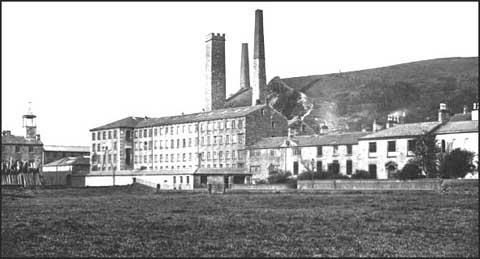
left=1, top=106, right=43, bottom=169
left=43, top=145, right=90, bottom=164
left=89, top=105, right=288, bottom=188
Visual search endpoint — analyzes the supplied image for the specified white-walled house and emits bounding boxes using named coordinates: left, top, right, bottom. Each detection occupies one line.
left=245, top=132, right=369, bottom=182
left=434, top=119, right=478, bottom=172
left=357, top=122, right=443, bottom=179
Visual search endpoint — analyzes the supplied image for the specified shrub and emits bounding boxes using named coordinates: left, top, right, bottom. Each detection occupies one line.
left=439, top=148, right=475, bottom=179
left=255, top=179, right=268, bottom=185
left=351, top=170, right=375, bottom=179
left=267, top=170, right=292, bottom=184
left=396, top=162, right=425, bottom=180
left=298, top=170, right=349, bottom=180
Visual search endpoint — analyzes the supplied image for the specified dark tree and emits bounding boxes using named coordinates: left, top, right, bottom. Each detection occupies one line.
left=439, top=148, right=475, bottom=178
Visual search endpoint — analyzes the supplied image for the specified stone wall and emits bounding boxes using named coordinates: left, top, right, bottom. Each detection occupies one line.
left=297, top=179, right=443, bottom=191
left=245, top=106, right=288, bottom=146
left=1, top=144, right=43, bottom=168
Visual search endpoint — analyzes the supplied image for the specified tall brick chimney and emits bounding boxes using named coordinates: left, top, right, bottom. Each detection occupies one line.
left=205, top=33, right=226, bottom=111
left=252, top=9, right=267, bottom=105
left=240, top=43, right=250, bottom=89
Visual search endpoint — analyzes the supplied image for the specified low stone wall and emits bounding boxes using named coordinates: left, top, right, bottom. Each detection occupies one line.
left=229, top=184, right=293, bottom=192
left=297, top=179, right=443, bottom=192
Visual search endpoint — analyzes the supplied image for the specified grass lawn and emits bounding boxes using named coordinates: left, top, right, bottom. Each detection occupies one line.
left=1, top=181, right=478, bottom=257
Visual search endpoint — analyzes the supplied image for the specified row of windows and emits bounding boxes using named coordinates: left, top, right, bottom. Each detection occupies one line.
left=91, top=154, right=117, bottom=164
left=316, top=145, right=353, bottom=156
left=92, top=129, right=123, bottom=141
left=93, top=142, right=117, bottom=152
left=133, top=134, right=244, bottom=151
left=134, top=119, right=245, bottom=139
left=368, top=140, right=416, bottom=153
left=290, top=159, right=353, bottom=175
left=142, top=163, right=243, bottom=171
left=5, top=145, right=35, bottom=153
left=133, top=150, right=243, bottom=164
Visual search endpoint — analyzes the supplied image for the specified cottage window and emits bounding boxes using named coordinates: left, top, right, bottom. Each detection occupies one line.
left=333, top=145, right=339, bottom=155
left=347, top=144, right=352, bottom=155
left=368, top=142, right=377, bottom=153
left=317, top=146, right=323, bottom=156
left=387, top=141, right=396, bottom=152
left=238, top=119, right=243, bottom=129
left=154, top=128, right=158, bottom=136
left=92, top=132, right=96, bottom=141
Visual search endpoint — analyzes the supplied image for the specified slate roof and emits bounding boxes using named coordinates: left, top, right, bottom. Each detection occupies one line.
left=360, top=121, right=442, bottom=140
left=44, top=156, right=90, bottom=167
left=247, top=131, right=369, bottom=149
left=449, top=113, right=471, bottom=121
left=44, top=145, right=90, bottom=153
left=135, top=105, right=266, bottom=128
left=1, top=134, right=43, bottom=145
left=434, top=120, right=478, bottom=134
left=224, top=87, right=252, bottom=108
left=90, top=117, right=145, bottom=131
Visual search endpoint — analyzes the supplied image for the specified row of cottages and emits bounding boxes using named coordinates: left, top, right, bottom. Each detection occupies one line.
left=85, top=104, right=288, bottom=188
left=358, top=102, right=478, bottom=179
left=243, top=102, right=479, bottom=181
left=244, top=131, right=369, bottom=182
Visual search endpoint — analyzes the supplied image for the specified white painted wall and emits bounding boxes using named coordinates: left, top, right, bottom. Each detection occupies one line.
left=436, top=132, right=479, bottom=167
left=358, top=138, right=415, bottom=179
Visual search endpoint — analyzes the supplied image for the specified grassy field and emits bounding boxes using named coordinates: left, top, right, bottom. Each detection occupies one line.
left=1, top=181, right=478, bottom=257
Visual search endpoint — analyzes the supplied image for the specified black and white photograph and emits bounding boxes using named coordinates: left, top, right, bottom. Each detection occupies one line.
left=1, top=1, right=478, bottom=257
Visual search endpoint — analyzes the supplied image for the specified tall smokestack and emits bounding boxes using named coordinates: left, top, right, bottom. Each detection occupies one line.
left=205, top=33, right=226, bottom=111
left=252, top=9, right=267, bottom=105
left=240, top=43, right=250, bottom=89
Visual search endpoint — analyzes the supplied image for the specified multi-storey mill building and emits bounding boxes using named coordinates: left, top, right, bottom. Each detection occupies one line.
left=87, top=10, right=288, bottom=188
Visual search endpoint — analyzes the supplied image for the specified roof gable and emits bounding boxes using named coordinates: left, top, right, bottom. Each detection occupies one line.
left=135, top=105, right=266, bottom=128
left=1, top=134, right=42, bottom=145
left=435, top=120, right=478, bottom=134
left=91, top=117, right=145, bottom=131
left=360, top=121, right=442, bottom=140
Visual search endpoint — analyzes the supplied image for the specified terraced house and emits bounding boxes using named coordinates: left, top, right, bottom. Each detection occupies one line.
left=244, top=131, right=369, bottom=182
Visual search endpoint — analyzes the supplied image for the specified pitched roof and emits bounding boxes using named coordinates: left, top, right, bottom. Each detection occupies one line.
left=247, top=131, right=369, bottom=149
left=44, top=145, right=90, bottom=153
left=135, top=105, right=266, bottom=128
left=90, top=117, right=145, bottom=131
left=224, top=87, right=252, bottom=108
left=449, top=112, right=471, bottom=121
left=360, top=121, right=442, bottom=140
left=434, top=120, right=478, bottom=134
left=1, top=134, right=42, bottom=145
left=43, top=156, right=90, bottom=167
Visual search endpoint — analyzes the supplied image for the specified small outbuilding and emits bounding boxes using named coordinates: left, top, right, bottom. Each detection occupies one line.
left=42, top=156, right=90, bottom=186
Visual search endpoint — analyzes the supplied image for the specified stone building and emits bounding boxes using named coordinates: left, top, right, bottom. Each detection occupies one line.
left=244, top=131, right=369, bottom=182
left=1, top=107, right=43, bottom=169
left=43, top=145, right=90, bottom=164
left=89, top=105, right=288, bottom=186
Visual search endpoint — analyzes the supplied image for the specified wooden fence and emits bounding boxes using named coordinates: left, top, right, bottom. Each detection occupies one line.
left=1, top=160, right=42, bottom=187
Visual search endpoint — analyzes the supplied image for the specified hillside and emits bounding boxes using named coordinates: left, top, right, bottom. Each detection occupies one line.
left=266, top=57, right=478, bottom=133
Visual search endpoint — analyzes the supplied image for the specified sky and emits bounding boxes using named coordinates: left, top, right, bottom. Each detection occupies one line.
left=2, top=2, right=478, bottom=146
